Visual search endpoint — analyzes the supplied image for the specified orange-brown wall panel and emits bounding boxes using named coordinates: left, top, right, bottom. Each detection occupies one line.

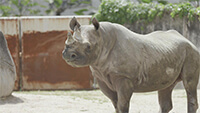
left=21, top=16, right=93, bottom=90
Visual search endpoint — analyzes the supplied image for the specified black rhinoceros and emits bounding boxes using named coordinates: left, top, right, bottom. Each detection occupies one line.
left=62, top=17, right=200, bottom=113
left=0, top=31, right=16, bottom=98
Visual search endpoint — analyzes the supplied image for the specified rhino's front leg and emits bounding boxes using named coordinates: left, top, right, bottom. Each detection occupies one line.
left=96, top=78, right=118, bottom=112
left=158, top=82, right=177, bottom=113
left=115, top=78, right=133, bottom=113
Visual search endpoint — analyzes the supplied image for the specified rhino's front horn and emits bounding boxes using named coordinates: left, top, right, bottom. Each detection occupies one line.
left=66, top=32, right=75, bottom=44
left=67, top=32, right=72, bottom=37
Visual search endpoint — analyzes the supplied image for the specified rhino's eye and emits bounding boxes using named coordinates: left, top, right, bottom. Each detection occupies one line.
left=87, top=45, right=91, bottom=50
left=85, top=44, right=91, bottom=53
left=66, top=45, right=71, bottom=49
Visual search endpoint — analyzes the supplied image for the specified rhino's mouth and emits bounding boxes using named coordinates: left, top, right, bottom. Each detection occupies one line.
left=64, top=59, right=78, bottom=66
left=64, top=58, right=88, bottom=68
left=65, top=58, right=76, bottom=63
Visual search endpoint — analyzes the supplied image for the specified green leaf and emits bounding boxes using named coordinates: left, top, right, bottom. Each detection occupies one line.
left=157, top=0, right=168, bottom=5
left=45, top=9, right=52, bottom=14
left=10, top=0, right=18, bottom=6
left=55, top=0, right=63, bottom=8
left=70, top=0, right=78, bottom=3
left=74, top=9, right=88, bottom=15
left=141, top=0, right=152, bottom=3
left=81, top=1, right=91, bottom=4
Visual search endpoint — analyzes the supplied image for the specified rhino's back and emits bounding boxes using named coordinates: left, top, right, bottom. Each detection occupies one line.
left=110, top=27, right=197, bottom=85
left=137, top=29, right=199, bottom=70
left=141, top=30, right=199, bottom=60
left=108, top=25, right=198, bottom=73
left=144, top=30, right=190, bottom=45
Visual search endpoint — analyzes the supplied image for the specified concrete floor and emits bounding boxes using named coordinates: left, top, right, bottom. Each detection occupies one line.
left=0, top=89, right=199, bottom=113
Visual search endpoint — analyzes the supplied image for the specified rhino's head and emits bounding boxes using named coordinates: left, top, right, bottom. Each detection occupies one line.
left=62, top=17, right=100, bottom=67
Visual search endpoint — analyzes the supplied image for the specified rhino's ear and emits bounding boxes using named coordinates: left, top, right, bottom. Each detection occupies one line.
left=70, top=17, right=80, bottom=31
left=92, top=17, right=99, bottom=30
left=66, top=32, right=74, bottom=44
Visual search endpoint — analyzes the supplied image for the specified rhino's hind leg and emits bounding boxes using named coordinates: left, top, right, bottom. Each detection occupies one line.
left=182, top=72, right=199, bottom=113
left=158, top=81, right=178, bottom=113
left=181, top=55, right=199, bottom=113
left=182, top=76, right=199, bottom=113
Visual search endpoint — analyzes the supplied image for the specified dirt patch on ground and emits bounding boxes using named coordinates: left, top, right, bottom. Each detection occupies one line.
left=0, top=90, right=199, bottom=113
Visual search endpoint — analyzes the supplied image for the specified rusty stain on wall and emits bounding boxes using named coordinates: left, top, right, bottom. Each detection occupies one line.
left=21, top=31, right=92, bottom=90
left=5, top=34, right=20, bottom=90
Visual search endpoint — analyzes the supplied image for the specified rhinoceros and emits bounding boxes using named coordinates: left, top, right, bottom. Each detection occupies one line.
left=0, top=31, right=16, bottom=98
left=62, top=17, right=200, bottom=113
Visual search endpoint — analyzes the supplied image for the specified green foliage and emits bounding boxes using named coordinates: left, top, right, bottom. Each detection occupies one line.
left=0, top=0, right=43, bottom=16
left=54, top=0, right=63, bottom=8
left=170, top=3, right=195, bottom=20
left=46, top=0, right=92, bottom=15
left=138, top=0, right=153, bottom=3
left=0, top=5, right=12, bottom=16
left=74, top=9, right=88, bottom=15
left=81, top=1, right=91, bottom=4
left=187, top=0, right=200, bottom=7
left=157, top=0, right=168, bottom=5
left=94, top=0, right=200, bottom=24
left=168, top=2, right=200, bottom=20
left=137, top=0, right=168, bottom=4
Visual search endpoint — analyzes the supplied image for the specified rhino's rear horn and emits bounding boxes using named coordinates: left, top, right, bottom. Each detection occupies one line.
left=92, top=17, right=99, bottom=30
left=70, top=17, right=80, bottom=31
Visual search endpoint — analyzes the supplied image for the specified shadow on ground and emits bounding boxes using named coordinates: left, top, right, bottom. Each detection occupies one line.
left=0, top=95, right=24, bottom=105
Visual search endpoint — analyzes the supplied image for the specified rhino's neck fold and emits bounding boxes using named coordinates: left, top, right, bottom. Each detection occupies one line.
left=91, top=22, right=117, bottom=68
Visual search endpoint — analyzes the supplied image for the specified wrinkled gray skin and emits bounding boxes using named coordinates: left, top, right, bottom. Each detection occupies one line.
left=0, top=31, right=16, bottom=98
left=62, top=17, right=200, bottom=113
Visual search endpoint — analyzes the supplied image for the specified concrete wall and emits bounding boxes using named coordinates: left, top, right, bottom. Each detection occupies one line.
left=124, top=14, right=200, bottom=88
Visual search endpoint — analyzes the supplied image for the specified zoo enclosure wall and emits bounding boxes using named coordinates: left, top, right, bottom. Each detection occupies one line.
left=0, top=16, right=94, bottom=91
left=0, top=16, right=200, bottom=90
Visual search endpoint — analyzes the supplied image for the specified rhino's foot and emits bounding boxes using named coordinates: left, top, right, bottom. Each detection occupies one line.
left=187, top=93, right=198, bottom=113
left=183, top=80, right=198, bottom=113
